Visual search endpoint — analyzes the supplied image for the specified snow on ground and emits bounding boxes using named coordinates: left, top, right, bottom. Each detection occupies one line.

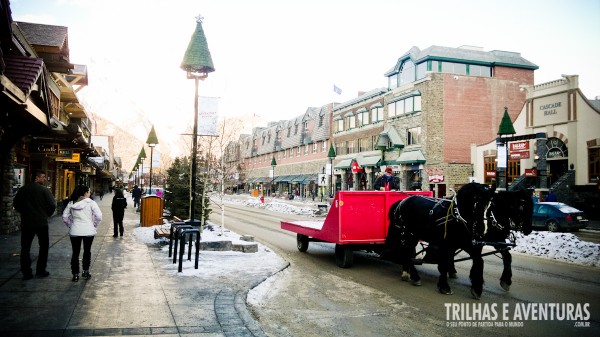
left=132, top=194, right=599, bottom=286
left=132, top=220, right=287, bottom=279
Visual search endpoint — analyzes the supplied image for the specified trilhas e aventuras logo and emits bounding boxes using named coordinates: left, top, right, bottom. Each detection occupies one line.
left=444, top=302, right=591, bottom=328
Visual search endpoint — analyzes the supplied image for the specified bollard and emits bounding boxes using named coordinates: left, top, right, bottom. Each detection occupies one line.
left=172, top=225, right=193, bottom=264
left=178, top=228, right=201, bottom=272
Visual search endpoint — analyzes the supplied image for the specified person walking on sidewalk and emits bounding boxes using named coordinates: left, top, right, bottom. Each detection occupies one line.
left=62, top=185, right=102, bottom=282
left=13, top=170, right=56, bottom=280
left=111, top=188, right=127, bottom=237
left=132, top=185, right=142, bottom=208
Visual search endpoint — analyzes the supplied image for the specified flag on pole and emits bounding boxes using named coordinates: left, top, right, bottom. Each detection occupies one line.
left=333, top=84, right=342, bottom=95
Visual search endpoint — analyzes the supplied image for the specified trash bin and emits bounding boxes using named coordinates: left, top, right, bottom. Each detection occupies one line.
left=140, top=195, right=164, bottom=227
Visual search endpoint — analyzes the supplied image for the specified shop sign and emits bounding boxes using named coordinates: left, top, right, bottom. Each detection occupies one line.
left=56, top=152, right=80, bottom=163
left=428, top=174, right=444, bottom=183
left=30, top=143, right=59, bottom=155
left=486, top=171, right=497, bottom=177
left=509, top=141, right=530, bottom=159
left=351, top=161, right=364, bottom=173
left=57, top=149, right=73, bottom=158
left=525, top=168, right=538, bottom=177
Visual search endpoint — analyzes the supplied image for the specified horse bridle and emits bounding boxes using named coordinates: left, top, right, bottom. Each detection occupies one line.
left=486, top=196, right=527, bottom=234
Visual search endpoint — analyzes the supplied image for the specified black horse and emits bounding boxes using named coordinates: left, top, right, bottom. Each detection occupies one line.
left=457, top=189, right=533, bottom=297
left=383, top=183, right=495, bottom=297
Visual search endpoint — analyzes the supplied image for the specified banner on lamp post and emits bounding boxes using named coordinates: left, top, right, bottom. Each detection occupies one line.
left=198, top=96, right=219, bottom=136
left=497, top=145, right=507, bottom=168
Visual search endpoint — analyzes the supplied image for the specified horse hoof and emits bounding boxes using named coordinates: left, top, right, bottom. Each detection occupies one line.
left=401, top=271, right=410, bottom=282
left=449, top=272, right=458, bottom=279
left=411, top=279, right=422, bottom=286
left=438, top=286, right=453, bottom=295
left=500, top=280, right=511, bottom=291
left=470, top=288, right=482, bottom=300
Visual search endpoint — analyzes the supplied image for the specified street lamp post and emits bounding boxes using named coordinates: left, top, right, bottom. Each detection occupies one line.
left=181, top=15, right=215, bottom=225
left=327, top=144, right=336, bottom=198
left=146, top=125, right=159, bottom=194
left=271, top=156, right=277, bottom=196
left=138, top=147, right=146, bottom=192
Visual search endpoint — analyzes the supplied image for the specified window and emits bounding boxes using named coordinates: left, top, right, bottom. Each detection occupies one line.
left=322, top=141, right=327, bottom=152
left=374, top=106, right=383, bottom=122
left=357, top=109, right=369, bottom=126
left=287, top=127, right=291, bottom=137
left=347, top=140, right=355, bottom=154
left=294, top=124, right=298, bottom=135
left=399, top=60, right=415, bottom=86
left=484, top=156, right=496, bottom=185
left=388, top=73, right=398, bottom=90
left=319, top=114, right=324, bottom=127
left=441, top=62, right=467, bottom=75
left=345, top=114, right=355, bottom=129
left=313, top=143, right=317, bottom=153
left=416, top=62, right=427, bottom=80
left=359, top=138, right=371, bottom=152
left=407, top=127, right=421, bottom=145
left=589, top=147, right=600, bottom=183
left=296, top=146, right=301, bottom=156
left=335, top=119, right=344, bottom=132
left=468, top=65, right=491, bottom=77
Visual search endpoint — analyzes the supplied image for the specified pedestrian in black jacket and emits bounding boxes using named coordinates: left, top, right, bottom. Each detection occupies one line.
left=131, top=185, right=142, bottom=208
left=13, top=170, right=56, bottom=280
left=111, top=189, right=127, bottom=237
left=374, top=167, right=400, bottom=191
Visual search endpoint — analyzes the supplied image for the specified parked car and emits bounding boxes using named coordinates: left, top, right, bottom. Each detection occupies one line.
left=532, top=202, right=589, bottom=232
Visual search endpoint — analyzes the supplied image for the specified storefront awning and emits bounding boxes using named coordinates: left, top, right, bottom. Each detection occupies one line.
left=357, top=155, right=381, bottom=167
left=376, top=126, right=404, bottom=150
left=290, top=174, right=306, bottom=183
left=395, top=150, right=426, bottom=164
left=334, top=159, right=353, bottom=169
left=274, top=175, right=292, bottom=183
left=302, top=174, right=318, bottom=184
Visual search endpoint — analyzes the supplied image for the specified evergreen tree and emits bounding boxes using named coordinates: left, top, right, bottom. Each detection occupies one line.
left=164, top=156, right=210, bottom=220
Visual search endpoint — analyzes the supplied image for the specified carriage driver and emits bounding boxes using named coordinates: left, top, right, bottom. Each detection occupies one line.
left=374, top=167, right=400, bottom=191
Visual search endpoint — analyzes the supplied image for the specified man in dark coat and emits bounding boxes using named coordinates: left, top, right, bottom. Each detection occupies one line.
left=13, top=170, right=56, bottom=280
left=131, top=185, right=142, bottom=208
left=374, top=167, right=400, bottom=191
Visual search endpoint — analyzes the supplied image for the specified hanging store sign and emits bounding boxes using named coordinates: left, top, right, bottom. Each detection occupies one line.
left=428, top=174, right=444, bottom=183
left=56, top=152, right=81, bottom=163
left=525, top=168, right=538, bottom=177
left=509, top=141, right=530, bottom=159
left=351, top=161, right=364, bottom=173
left=30, top=143, right=59, bottom=155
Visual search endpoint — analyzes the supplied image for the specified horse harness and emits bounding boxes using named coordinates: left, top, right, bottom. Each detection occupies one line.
left=392, top=194, right=485, bottom=246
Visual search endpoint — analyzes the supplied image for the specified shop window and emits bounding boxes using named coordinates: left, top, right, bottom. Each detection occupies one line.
left=589, top=147, right=600, bottom=183
left=484, top=156, right=496, bottom=185
left=407, top=127, right=421, bottom=145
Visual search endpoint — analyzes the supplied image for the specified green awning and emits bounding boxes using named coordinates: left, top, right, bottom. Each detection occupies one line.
left=274, top=175, right=292, bottom=183
left=290, top=174, right=306, bottom=183
left=302, top=174, right=318, bottom=184
left=376, top=126, right=404, bottom=150
left=395, top=150, right=426, bottom=164
left=334, top=159, right=353, bottom=169
left=357, top=155, right=381, bottom=167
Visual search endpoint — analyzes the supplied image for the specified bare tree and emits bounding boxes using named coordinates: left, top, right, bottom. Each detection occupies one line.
left=198, top=117, right=244, bottom=235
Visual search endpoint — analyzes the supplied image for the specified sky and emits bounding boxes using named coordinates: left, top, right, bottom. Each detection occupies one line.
left=11, top=0, right=600, bottom=159
left=132, top=193, right=599, bottom=297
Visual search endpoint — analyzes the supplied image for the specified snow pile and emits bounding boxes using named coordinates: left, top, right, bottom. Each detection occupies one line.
left=512, top=231, right=600, bottom=267
left=132, top=221, right=288, bottom=279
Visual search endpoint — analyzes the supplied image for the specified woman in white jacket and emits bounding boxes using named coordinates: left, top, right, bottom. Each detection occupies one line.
left=62, top=185, right=102, bottom=282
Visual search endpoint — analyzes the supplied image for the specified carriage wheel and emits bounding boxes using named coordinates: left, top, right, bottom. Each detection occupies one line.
left=297, top=234, right=309, bottom=252
left=547, top=220, right=560, bottom=232
left=335, top=244, right=354, bottom=268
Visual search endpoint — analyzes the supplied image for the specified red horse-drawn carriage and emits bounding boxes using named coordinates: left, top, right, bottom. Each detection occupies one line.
left=281, top=190, right=432, bottom=268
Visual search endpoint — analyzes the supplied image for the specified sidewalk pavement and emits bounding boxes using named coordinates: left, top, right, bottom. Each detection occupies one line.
left=0, top=192, right=267, bottom=337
